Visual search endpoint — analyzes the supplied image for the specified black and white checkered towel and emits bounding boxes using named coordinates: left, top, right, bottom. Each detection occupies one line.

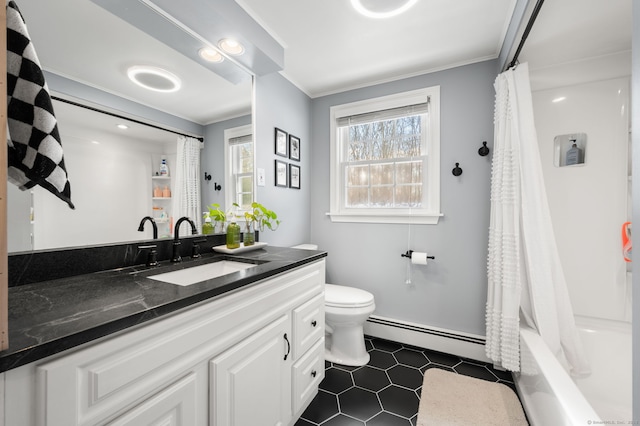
left=6, top=1, right=74, bottom=209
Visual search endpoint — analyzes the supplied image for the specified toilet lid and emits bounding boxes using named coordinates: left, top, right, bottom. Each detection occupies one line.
left=325, top=284, right=374, bottom=308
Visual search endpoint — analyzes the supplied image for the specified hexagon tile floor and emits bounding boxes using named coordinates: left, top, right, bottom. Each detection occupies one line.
left=295, top=336, right=518, bottom=426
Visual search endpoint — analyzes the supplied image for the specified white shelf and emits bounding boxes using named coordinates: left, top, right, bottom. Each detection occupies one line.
left=152, top=176, right=171, bottom=179
left=152, top=197, right=171, bottom=200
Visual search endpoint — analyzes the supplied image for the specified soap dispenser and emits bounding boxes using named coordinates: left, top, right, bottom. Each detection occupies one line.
left=160, top=158, right=169, bottom=176
left=565, top=140, right=583, bottom=165
left=202, top=212, right=214, bottom=235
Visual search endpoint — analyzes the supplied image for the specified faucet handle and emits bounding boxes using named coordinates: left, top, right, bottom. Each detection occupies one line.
left=138, top=244, right=158, bottom=267
left=171, top=241, right=182, bottom=263
left=191, top=238, right=207, bottom=259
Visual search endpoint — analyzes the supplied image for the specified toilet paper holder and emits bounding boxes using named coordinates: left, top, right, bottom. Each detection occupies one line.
left=401, top=250, right=435, bottom=260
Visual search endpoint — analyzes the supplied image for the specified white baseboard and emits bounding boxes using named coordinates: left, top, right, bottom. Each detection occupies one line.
left=363, top=315, right=491, bottom=363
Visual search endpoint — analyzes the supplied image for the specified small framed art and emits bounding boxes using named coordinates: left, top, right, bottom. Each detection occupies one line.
left=275, top=160, right=288, bottom=187
left=289, top=134, right=300, bottom=161
left=289, top=164, right=300, bottom=189
left=275, top=128, right=288, bottom=157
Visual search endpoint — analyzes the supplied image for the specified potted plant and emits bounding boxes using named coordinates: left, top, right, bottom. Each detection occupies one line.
left=252, top=202, right=280, bottom=232
left=233, top=202, right=281, bottom=246
left=207, top=203, right=228, bottom=233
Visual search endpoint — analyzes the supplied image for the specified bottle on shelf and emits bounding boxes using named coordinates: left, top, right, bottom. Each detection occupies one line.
left=160, top=158, right=169, bottom=176
left=565, top=139, right=584, bottom=166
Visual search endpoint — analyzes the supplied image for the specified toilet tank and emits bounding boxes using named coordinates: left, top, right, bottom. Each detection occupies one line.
left=292, top=244, right=318, bottom=250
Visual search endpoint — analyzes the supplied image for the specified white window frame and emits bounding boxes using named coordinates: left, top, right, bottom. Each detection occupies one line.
left=224, top=124, right=254, bottom=217
left=329, top=87, right=442, bottom=224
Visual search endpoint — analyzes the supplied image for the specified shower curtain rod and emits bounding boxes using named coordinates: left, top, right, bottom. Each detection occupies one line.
left=505, top=0, right=545, bottom=71
left=51, top=96, right=205, bottom=142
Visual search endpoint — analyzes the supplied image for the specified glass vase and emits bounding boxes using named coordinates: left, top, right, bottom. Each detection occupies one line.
left=243, top=223, right=255, bottom=246
left=226, top=222, right=241, bottom=249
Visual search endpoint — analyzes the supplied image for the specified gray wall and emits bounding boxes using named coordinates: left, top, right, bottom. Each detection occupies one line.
left=308, top=60, right=497, bottom=336
left=202, top=115, right=252, bottom=212
left=254, top=72, right=313, bottom=247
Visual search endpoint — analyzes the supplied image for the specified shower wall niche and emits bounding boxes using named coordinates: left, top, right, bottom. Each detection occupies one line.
left=554, top=133, right=587, bottom=167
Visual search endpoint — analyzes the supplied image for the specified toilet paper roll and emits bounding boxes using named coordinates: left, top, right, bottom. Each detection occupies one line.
left=411, top=252, right=429, bottom=265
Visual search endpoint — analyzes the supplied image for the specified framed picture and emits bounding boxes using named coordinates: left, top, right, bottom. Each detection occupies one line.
left=275, top=160, right=288, bottom=187
left=289, top=164, right=300, bottom=189
left=275, top=128, right=288, bottom=157
left=289, top=134, right=300, bottom=161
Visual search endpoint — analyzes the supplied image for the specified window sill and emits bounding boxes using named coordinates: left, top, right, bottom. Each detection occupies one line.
left=326, top=212, right=443, bottom=225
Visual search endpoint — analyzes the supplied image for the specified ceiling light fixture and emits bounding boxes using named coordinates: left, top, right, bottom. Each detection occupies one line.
left=552, top=96, right=567, bottom=103
left=198, top=47, right=224, bottom=63
left=117, top=124, right=129, bottom=130
left=351, top=0, right=418, bottom=18
left=218, top=38, right=245, bottom=56
left=127, top=66, right=181, bottom=93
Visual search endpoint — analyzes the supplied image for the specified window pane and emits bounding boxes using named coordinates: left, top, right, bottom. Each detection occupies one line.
left=370, top=163, right=393, bottom=185
left=347, top=165, right=369, bottom=186
left=236, top=142, right=253, bottom=173
left=396, top=160, right=422, bottom=184
left=340, top=111, right=428, bottom=209
left=239, top=193, right=253, bottom=209
left=395, top=185, right=422, bottom=207
left=346, top=187, right=369, bottom=207
left=239, top=176, right=252, bottom=192
left=371, top=186, right=393, bottom=207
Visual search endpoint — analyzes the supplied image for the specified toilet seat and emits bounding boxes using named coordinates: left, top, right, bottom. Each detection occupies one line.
left=325, top=284, right=374, bottom=308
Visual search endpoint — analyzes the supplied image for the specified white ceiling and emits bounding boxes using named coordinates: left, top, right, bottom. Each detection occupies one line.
left=15, top=0, right=633, bottom=125
left=237, top=0, right=517, bottom=97
left=237, top=0, right=631, bottom=96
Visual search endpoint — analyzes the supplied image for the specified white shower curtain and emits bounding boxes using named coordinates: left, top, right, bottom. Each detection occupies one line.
left=486, top=63, right=590, bottom=376
left=172, top=136, right=202, bottom=237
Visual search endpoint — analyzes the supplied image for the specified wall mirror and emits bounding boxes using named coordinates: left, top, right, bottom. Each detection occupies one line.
left=7, top=0, right=253, bottom=252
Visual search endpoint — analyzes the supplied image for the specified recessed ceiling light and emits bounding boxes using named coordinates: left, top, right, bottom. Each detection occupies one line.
left=552, top=96, right=567, bottom=103
left=117, top=124, right=129, bottom=130
left=127, top=66, right=181, bottom=93
left=198, top=47, right=224, bottom=63
left=351, top=0, right=418, bottom=18
left=91, top=140, right=100, bottom=145
left=218, top=38, right=245, bottom=56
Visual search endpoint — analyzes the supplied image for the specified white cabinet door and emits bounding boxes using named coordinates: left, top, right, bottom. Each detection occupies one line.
left=211, top=314, right=292, bottom=426
left=108, top=373, right=198, bottom=426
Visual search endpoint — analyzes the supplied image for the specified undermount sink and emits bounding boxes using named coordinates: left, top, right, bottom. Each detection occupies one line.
left=148, top=260, right=258, bottom=286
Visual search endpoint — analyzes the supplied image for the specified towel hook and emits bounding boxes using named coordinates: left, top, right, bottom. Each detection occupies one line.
left=452, top=163, right=462, bottom=176
left=478, top=141, right=490, bottom=156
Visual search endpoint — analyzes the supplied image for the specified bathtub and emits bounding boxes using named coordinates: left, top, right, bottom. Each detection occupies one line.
left=514, top=316, right=632, bottom=425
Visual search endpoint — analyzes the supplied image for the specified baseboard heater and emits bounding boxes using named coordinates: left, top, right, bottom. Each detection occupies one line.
left=363, top=315, right=490, bottom=363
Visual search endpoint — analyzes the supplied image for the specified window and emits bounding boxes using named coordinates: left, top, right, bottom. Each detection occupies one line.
left=329, top=87, right=441, bottom=224
left=224, top=124, right=254, bottom=213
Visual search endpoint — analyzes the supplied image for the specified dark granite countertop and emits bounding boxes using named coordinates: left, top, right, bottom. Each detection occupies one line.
left=1, top=246, right=326, bottom=373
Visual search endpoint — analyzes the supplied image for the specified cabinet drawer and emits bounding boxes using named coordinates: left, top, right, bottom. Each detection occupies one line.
left=292, top=338, right=325, bottom=415
left=292, top=293, right=324, bottom=359
left=108, top=373, right=198, bottom=426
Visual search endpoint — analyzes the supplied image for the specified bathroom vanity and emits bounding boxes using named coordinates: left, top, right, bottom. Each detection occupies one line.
left=0, top=246, right=326, bottom=426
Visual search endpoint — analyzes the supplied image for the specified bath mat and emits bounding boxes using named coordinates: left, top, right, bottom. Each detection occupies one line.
left=417, top=368, right=528, bottom=426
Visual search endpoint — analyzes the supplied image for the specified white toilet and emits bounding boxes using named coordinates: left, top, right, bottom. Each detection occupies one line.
left=292, top=244, right=376, bottom=366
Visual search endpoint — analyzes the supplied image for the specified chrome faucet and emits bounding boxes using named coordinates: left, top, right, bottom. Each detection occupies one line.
left=138, top=216, right=158, bottom=239
left=172, top=216, right=198, bottom=263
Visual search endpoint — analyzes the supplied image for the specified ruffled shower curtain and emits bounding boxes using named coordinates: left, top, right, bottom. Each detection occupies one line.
left=172, top=136, right=202, bottom=236
left=485, top=63, right=590, bottom=376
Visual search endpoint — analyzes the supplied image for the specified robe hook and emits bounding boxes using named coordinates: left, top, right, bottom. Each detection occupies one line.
left=452, top=163, right=462, bottom=176
left=478, top=141, right=490, bottom=156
